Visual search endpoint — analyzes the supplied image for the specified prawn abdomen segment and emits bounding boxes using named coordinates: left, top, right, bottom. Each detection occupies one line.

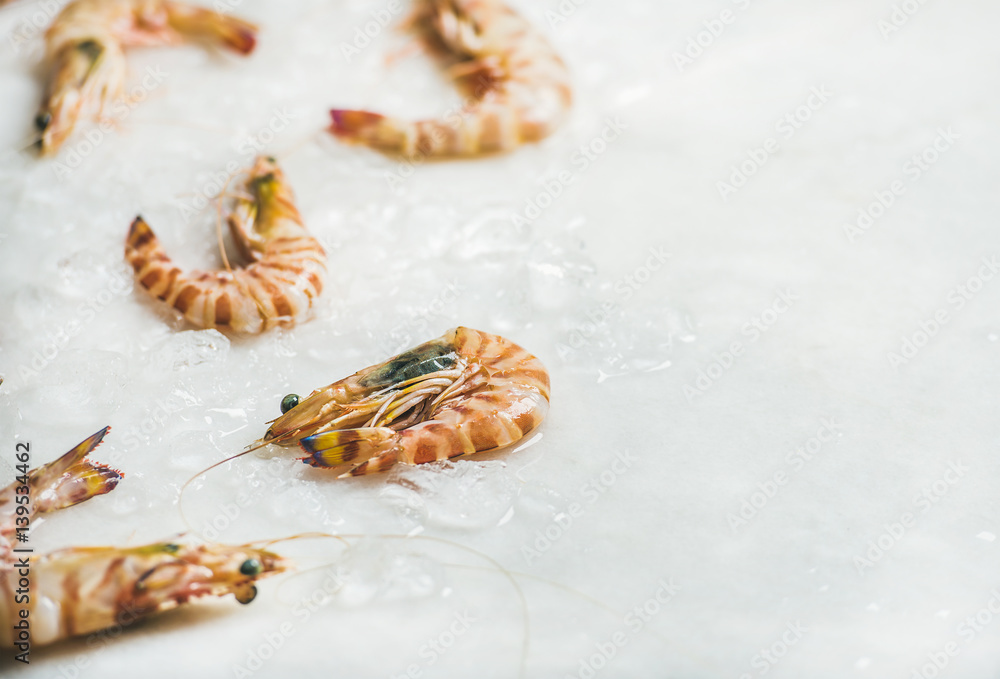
left=330, top=104, right=523, bottom=157
left=125, top=217, right=258, bottom=333
left=433, top=389, right=546, bottom=451
left=299, top=422, right=473, bottom=476
left=299, top=391, right=544, bottom=476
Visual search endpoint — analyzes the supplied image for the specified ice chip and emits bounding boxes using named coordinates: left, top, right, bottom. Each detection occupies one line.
left=57, top=250, right=134, bottom=300
left=383, top=460, right=519, bottom=530
left=328, top=541, right=445, bottom=605
left=147, top=329, right=231, bottom=373
left=528, top=238, right=598, bottom=312
left=13, top=285, right=72, bottom=328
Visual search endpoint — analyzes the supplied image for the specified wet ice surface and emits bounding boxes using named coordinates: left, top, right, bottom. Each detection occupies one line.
left=1, top=0, right=1000, bottom=677
left=381, top=460, right=519, bottom=530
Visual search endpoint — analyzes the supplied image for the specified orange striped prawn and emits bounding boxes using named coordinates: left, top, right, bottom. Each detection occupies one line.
left=260, top=327, right=550, bottom=476
left=124, top=155, right=327, bottom=335
left=0, top=428, right=287, bottom=649
left=330, top=0, right=572, bottom=157
left=36, top=0, right=257, bottom=155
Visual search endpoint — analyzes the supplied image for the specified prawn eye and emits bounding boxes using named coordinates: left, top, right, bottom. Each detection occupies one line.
left=240, top=558, right=263, bottom=576
left=35, top=112, right=51, bottom=131
left=280, top=393, right=299, bottom=414
left=235, top=584, right=258, bottom=604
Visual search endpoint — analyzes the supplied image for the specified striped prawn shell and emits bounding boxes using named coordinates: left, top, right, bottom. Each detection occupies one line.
left=329, top=0, right=572, bottom=157
left=124, top=165, right=326, bottom=335
left=400, top=326, right=550, bottom=464
left=296, top=327, right=550, bottom=476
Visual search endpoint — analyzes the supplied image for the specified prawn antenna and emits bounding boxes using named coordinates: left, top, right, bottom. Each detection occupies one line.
left=178, top=438, right=272, bottom=538
left=215, top=170, right=243, bottom=275
left=267, top=532, right=530, bottom=679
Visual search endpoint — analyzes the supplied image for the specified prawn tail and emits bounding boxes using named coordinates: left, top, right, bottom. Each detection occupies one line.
left=164, top=2, right=258, bottom=55
left=30, top=427, right=122, bottom=514
left=299, top=427, right=400, bottom=475
left=125, top=216, right=179, bottom=296
left=329, top=109, right=393, bottom=146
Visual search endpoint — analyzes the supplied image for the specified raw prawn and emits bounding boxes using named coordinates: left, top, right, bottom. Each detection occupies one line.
left=0, top=428, right=287, bottom=649
left=37, top=0, right=257, bottom=154
left=329, top=0, right=572, bottom=157
left=125, top=155, right=327, bottom=335
left=264, top=327, right=550, bottom=476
